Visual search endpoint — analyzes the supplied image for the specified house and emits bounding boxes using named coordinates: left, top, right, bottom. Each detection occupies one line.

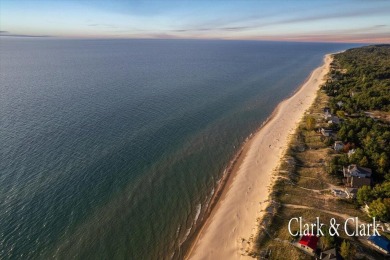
left=298, top=235, right=319, bottom=254
left=331, top=189, right=348, bottom=198
left=324, top=113, right=332, bottom=120
left=344, top=165, right=372, bottom=188
left=320, top=128, right=332, bottom=137
left=347, top=149, right=356, bottom=158
left=323, top=107, right=332, bottom=120
left=319, top=248, right=338, bottom=259
left=345, top=188, right=358, bottom=199
left=367, top=235, right=390, bottom=254
left=343, top=164, right=372, bottom=178
left=349, top=177, right=371, bottom=188
left=333, top=141, right=344, bottom=151
left=328, top=116, right=341, bottom=125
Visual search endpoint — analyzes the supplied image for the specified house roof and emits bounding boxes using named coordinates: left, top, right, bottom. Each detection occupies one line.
left=349, top=164, right=372, bottom=177
left=351, top=176, right=371, bottom=188
left=299, top=235, right=319, bottom=250
left=320, top=248, right=337, bottom=259
left=368, top=236, right=390, bottom=253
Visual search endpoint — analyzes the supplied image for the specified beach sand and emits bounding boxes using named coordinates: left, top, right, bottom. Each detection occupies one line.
left=186, top=54, right=333, bottom=260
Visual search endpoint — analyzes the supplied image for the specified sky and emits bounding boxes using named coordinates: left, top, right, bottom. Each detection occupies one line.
left=1, top=0, right=390, bottom=43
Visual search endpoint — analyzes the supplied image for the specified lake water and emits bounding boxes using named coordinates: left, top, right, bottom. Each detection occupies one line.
left=0, top=39, right=359, bottom=259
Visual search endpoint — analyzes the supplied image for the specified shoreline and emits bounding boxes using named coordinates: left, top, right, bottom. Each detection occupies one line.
left=185, top=53, right=333, bottom=259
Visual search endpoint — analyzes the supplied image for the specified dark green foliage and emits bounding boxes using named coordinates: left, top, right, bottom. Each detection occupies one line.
left=324, top=45, right=390, bottom=179
left=323, top=45, right=390, bottom=220
left=356, top=182, right=390, bottom=220
left=356, top=185, right=373, bottom=205
left=369, top=198, right=390, bottom=221
left=323, top=45, right=390, bottom=113
left=320, top=227, right=336, bottom=250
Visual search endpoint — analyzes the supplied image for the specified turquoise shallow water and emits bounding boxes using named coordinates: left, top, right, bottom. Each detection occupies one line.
left=0, top=39, right=359, bottom=259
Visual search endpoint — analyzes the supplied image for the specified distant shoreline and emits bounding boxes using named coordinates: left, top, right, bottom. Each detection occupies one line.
left=185, top=53, right=333, bottom=259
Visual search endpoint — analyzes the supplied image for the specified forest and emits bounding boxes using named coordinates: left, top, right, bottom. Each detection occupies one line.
left=322, top=45, right=390, bottom=220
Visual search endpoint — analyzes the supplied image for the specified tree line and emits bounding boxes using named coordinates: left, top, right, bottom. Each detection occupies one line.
left=322, top=45, right=390, bottom=221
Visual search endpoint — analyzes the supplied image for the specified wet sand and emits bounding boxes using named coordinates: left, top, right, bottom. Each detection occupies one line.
left=187, top=54, right=333, bottom=260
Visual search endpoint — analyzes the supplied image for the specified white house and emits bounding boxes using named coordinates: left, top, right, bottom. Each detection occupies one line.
left=347, top=149, right=356, bottom=158
left=343, top=164, right=372, bottom=178
left=334, top=141, right=344, bottom=151
left=328, top=116, right=340, bottom=125
left=320, top=128, right=332, bottom=137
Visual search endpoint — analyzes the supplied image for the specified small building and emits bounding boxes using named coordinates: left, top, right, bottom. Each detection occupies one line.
left=345, top=188, right=358, bottom=199
left=349, top=176, right=371, bottom=188
left=320, top=128, right=332, bottom=137
left=337, top=101, right=343, bottom=107
left=323, top=107, right=332, bottom=120
left=334, top=141, right=344, bottom=151
left=343, top=164, right=372, bottom=178
left=319, top=248, right=337, bottom=259
left=344, top=165, right=372, bottom=189
left=298, top=235, right=319, bottom=254
left=367, top=235, right=390, bottom=255
left=328, top=116, right=341, bottom=125
left=324, top=113, right=332, bottom=120
left=347, top=149, right=356, bottom=158
left=331, top=189, right=348, bottom=198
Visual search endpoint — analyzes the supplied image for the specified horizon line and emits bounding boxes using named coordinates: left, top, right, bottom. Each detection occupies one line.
left=1, top=35, right=388, bottom=45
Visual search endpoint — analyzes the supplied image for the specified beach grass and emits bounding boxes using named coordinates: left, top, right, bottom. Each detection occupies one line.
left=253, top=81, right=378, bottom=258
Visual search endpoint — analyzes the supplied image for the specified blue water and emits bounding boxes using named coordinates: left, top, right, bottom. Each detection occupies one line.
left=0, top=39, right=360, bottom=259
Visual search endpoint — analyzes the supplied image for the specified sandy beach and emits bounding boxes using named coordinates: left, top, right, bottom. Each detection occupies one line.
left=187, top=54, right=333, bottom=260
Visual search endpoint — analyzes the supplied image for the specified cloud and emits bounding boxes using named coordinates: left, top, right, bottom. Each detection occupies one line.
left=170, top=26, right=251, bottom=32
left=88, top=24, right=118, bottom=29
left=169, top=6, right=390, bottom=34
left=266, top=7, right=390, bottom=26
left=248, top=29, right=390, bottom=43
left=0, top=31, right=51, bottom=37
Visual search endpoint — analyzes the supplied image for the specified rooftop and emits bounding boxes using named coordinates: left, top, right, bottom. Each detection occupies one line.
left=349, top=164, right=372, bottom=177
left=298, top=235, right=319, bottom=250
left=368, top=235, right=390, bottom=253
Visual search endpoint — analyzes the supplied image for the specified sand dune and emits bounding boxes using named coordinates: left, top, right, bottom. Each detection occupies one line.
left=187, top=54, right=333, bottom=260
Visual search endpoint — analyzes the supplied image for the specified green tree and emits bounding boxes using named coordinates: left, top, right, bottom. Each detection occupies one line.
left=320, top=228, right=335, bottom=250
left=379, top=152, right=388, bottom=170
left=359, top=156, right=369, bottom=167
left=369, top=199, right=389, bottom=220
left=349, top=148, right=364, bottom=164
left=340, top=240, right=354, bottom=260
left=357, top=185, right=373, bottom=205
left=347, top=129, right=355, bottom=141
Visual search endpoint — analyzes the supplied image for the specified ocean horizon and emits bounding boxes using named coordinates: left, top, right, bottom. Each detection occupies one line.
left=0, top=39, right=361, bottom=259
